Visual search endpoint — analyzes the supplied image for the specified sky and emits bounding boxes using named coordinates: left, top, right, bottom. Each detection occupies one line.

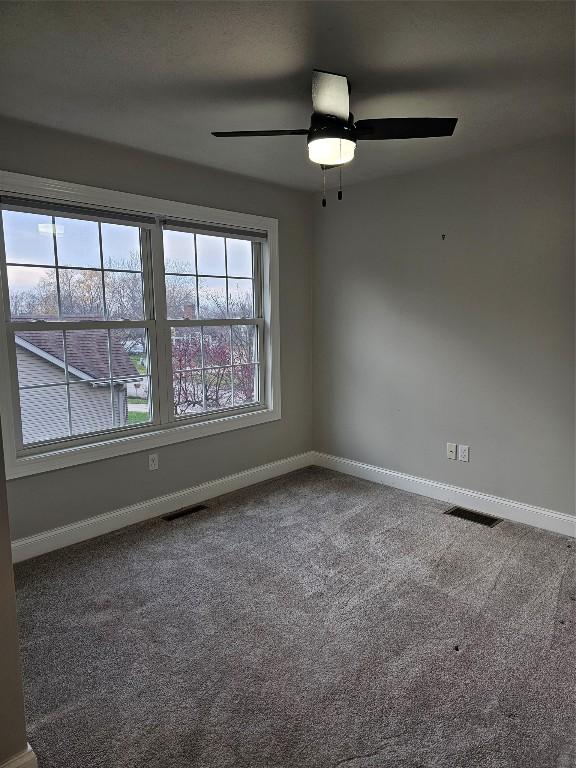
left=3, top=211, right=253, bottom=299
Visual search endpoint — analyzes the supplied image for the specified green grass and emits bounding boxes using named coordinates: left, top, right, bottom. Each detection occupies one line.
left=127, top=411, right=149, bottom=425
left=128, top=396, right=147, bottom=404
left=130, top=354, right=147, bottom=375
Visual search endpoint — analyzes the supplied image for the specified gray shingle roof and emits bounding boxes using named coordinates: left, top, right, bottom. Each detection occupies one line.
left=16, top=329, right=138, bottom=380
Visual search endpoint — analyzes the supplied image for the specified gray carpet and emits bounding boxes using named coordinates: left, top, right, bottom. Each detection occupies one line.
left=14, top=467, right=576, bottom=768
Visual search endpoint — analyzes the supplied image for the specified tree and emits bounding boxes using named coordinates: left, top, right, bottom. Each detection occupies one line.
left=59, top=268, right=103, bottom=316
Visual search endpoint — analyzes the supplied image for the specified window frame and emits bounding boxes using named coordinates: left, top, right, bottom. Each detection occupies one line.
left=0, top=171, right=280, bottom=479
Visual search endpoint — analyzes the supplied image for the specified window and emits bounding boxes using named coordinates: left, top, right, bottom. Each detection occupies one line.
left=0, top=172, right=279, bottom=478
left=162, top=226, right=261, bottom=417
left=3, top=208, right=154, bottom=447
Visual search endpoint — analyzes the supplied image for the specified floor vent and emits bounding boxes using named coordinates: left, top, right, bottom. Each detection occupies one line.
left=162, top=504, right=208, bottom=521
left=444, top=506, right=502, bottom=528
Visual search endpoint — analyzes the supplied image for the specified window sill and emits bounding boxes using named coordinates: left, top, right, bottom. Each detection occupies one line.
left=5, top=404, right=281, bottom=480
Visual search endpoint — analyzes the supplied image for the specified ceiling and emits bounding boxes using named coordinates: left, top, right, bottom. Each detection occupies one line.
left=0, top=1, right=573, bottom=190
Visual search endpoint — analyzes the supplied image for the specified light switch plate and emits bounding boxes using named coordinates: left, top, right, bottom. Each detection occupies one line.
left=447, top=442, right=457, bottom=460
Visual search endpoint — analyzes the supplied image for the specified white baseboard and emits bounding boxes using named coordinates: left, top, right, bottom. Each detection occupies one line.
left=11, top=452, right=316, bottom=563
left=11, top=449, right=575, bottom=562
left=312, top=452, right=576, bottom=538
left=0, top=746, right=37, bottom=768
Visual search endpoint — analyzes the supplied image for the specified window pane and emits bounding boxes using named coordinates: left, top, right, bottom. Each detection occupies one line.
left=173, top=371, right=204, bottom=417
left=171, top=328, right=202, bottom=372
left=109, top=328, right=148, bottom=379
left=197, top=234, right=225, bottom=275
left=20, top=385, right=69, bottom=445
left=198, top=277, right=227, bottom=318
left=232, top=325, right=258, bottom=365
left=101, top=223, right=141, bottom=270
left=233, top=365, right=258, bottom=406
left=202, top=326, right=231, bottom=367
left=7, top=265, right=58, bottom=319
left=2, top=210, right=55, bottom=265
left=166, top=275, right=197, bottom=319
left=204, top=367, right=232, bottom=410
left=117, top=378, right=152, bottom=426
left=69, top=380, right=113, bottom=434
left=104, top=270, right=144, bottom=320
left=228, top=278, right=254, bottom=318
left=163, top=230, right=196, bottom=274
left=15, top=330, right=66, bottom=385
left=54, top=217, right=100, bottom=268
left=59, top=269, right=104, bottom=318
left=64, top=329, right=110, bottom=381
left=226, top=239, right=252, bottom=277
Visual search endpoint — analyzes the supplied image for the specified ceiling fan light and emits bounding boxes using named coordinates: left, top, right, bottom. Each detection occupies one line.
left=308, top=137, right=355, bottom=165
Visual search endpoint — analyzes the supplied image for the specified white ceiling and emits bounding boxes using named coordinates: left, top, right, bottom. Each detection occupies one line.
left=0, top=1, right=573, bottom=190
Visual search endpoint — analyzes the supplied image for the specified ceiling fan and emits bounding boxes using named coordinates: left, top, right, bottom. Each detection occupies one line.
left=212, top=69, right=458, bottom=202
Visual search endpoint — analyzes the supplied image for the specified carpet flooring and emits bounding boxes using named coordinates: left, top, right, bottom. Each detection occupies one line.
left=14, top=467, right=576, bottom=768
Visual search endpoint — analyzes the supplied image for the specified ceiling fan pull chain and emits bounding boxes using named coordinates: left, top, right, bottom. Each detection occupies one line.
left=338, top=166, right=343, bottom=200
left=322, top=166, right=327, bottom=207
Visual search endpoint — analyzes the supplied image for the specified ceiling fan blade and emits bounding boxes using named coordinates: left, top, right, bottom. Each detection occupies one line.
left=355, top=117, right=458, bottom=140
left=212, top=129, right=308, bottom=137
left=312, top=70, right=350, bottom=121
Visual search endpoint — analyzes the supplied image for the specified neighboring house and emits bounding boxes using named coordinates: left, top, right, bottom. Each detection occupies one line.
left=15, top=329, right=139, bottom=445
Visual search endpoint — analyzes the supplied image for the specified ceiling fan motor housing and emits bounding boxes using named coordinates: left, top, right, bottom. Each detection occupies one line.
left=307, top=113, right=357, bottom=165
left=307, top=113, right=356, bottom=143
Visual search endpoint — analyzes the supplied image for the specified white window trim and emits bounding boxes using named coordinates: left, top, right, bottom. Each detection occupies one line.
left=0, top=171, right=281, bottom=479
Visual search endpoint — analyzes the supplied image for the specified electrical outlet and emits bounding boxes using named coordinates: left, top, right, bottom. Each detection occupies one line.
left=148, top=453, right=159, bottom=471
left=447, top=442, right=457, bottom=460
left=458, top=445, right=470, bottom=462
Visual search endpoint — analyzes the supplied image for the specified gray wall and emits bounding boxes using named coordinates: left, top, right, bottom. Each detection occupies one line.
left=0, top=415, right=28, bottom=763
left=313, top=137, right=575, bottom=514
left=0, top=117, right=314, bottom=539
left=1, top=118, right=574, bottom=540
